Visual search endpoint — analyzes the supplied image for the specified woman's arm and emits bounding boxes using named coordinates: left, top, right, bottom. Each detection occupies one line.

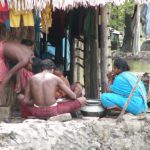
left=24, top=80, right=33, bottom=105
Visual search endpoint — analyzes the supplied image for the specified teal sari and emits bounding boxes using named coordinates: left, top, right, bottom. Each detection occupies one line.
left=101, top=72, right=148, bottom=115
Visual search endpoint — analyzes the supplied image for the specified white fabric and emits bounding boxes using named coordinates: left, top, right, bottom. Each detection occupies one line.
left=134, top=0, right=150, bottom=4
left=34, top=103, right=57, bottom=108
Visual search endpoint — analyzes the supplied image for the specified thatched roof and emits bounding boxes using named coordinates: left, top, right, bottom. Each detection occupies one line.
left=52, top=0, right=127, bottom=9
left=2, top=0, right=150, bottom=11
left=54, top=0, right=150, bottom=9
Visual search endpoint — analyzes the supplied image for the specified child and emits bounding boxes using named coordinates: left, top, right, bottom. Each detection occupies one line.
left=54, top=64, right=70, bottom=99
left=71, top=82, right=85, bottom=98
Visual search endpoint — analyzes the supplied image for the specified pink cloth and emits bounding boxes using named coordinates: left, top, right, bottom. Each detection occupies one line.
left=20, top=100, right=81, bottom=118
left=15, top=68, right=33, bottom=92
left=20, top=68, right=33, bottom=90
left=0, top=42, right=8, bottom=82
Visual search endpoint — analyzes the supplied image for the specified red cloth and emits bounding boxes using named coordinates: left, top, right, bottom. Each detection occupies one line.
left=20, top=100, right=81, bottom=118
left=0, top=42, right=8, bottom=82
left=0, top=2, right=9, bottom=12
left=19, top=68, right=33, bottom=90
left=15, top=68, right=33, bottom=93
left=0, top=2, right=9, bottom=23
left=20, top=104, right=32, bottom=118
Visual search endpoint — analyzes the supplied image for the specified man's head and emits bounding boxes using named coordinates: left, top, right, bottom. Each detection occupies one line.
left=113, top=58, right=130, bottom=74
left=21, top=39, right=34, bottom=51
left=41, top=59, right=55, bottom=72
left=54, top=63, right=64, bottom=77
left=32, top=57, right=42, bottom=74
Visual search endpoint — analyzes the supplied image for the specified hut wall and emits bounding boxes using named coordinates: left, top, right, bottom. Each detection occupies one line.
left=84, top=8, right=99, bottom=99
left=0, top=25, right=34, bottom=42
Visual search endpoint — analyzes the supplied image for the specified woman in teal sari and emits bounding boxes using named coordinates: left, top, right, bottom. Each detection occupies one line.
left=101, top=58, right=148, bottom=115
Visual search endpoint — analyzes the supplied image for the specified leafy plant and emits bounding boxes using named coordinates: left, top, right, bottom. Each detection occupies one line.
left=109, top=0, right=134, bottom=31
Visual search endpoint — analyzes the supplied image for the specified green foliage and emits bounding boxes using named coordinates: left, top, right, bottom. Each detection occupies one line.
left=109, top=0, right=134, bottom=31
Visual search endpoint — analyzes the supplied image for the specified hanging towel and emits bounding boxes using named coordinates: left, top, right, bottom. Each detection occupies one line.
left=41, top=4, right=52, bottom=33
left=10, top=9, right=34, bottom=27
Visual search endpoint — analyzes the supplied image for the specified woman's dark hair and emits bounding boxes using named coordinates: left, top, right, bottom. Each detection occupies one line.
left=21, top=39, right=33, bottom=46
left=114, top=58, right=130, bottom=72
left=41, top=59, right=55, bottom=70
left=32, top=57, right=42, bottom=74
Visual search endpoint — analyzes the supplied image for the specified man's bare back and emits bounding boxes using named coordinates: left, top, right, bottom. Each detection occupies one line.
left=4, top=41, right=34, bottom=62
left=29, top=71, right=76, bottom=107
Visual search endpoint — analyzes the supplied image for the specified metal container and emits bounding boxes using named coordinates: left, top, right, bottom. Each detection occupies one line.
left=80, top=99, right=104, bottom=117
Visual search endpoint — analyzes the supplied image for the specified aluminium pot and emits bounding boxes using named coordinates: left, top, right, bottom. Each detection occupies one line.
left=80, top=99, right=104, bottom=117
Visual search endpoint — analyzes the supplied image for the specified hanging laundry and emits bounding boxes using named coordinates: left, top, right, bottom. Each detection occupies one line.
left=0, top=1, right=10, bottom=29
left=0, top=1, right=9, bottom=11
left=34, top=10, right=41, bottom=57
left=48, top=9, right=65, bottom=46
left=146, top=4, right=150, bottom=37
left=84, top=8, right=96, bottom=40
left=0, top=11, right=9, bottom=23
left=23, top=12, right=34, bottom=26
left=4, top=19, right=10, bottom=29
left=141, top=3, right=150, bottom=37
left=41, top=4, right=52, bottom=33
left=10, top=8, right=34, bottom=27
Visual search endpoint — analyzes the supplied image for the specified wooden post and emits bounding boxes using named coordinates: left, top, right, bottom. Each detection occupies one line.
left=84, top=38, right=91, bottom=98
left=132, top=4, right=141, bottom=56
left=64, top=29, right=67, bottom=74
left=100, top=4, right=109, bottom=92
left=84, top=7, right=99, bottom=99
left=70, top=37, right=75, bottom=84
left=76, top=41, right=80, bottom=81
left=90, top=7, right=99, bottom=98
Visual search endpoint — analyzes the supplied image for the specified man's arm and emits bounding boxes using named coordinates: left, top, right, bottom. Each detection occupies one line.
left=101, top=81, right=112, bottom=92
left=0, top=60, right=28, bottom=90
left=15, top=70, right=22, bottom=93
left=58, top=78, right=76, bottom=99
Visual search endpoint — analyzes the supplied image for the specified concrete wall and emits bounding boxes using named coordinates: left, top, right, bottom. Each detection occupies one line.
left=0, top=114, right=150, bottom=150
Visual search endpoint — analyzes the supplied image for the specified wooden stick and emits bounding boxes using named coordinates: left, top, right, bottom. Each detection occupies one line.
left=117, top=76, right=141, bottom=122
left=147, top=75, right=150, bottom=98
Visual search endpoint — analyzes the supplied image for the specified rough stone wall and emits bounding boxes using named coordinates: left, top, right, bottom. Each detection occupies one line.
left=112, top=50, right=150, bottom=60
left=0, top=114, right=150, bottom=150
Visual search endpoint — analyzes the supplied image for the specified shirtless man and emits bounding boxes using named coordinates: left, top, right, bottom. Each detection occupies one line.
left=54, top=64, right=70, bottom=99
left=15, top=39, right=34, bottom=94
left=0, top=41, right=34, bottom=91
left=19, top=59, right=86, bottom=118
